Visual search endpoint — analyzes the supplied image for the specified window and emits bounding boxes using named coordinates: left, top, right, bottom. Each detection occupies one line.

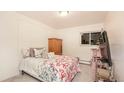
left=91, top=32, right=101, bottom=45
left=81, top=33, right=89, bottom=44
left=81, top=32, right=101, bottom=45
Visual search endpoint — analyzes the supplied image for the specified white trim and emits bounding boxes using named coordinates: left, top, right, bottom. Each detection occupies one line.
left=79, top=60, right=91, bottom=65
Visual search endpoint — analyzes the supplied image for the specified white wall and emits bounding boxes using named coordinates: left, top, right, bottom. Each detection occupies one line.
left=0, top=12, right=19, bottom=81
left=104, top=12, right=124, bottom=81
left=0, top=12, right=55, bottom=81
left=56, top=23, right=104, bottom=63
left=18, top=13, right=55, bottom=59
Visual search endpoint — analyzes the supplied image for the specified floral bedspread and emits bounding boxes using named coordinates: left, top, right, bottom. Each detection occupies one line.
left=38, top=55, right=80, bottom=82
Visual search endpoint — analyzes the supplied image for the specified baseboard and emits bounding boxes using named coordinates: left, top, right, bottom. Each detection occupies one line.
left=79, top=60, right=91, bottom=65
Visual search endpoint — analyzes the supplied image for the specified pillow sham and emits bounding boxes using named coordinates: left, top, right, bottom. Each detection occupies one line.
left=33, top=48, right=46, bottom=58
left=30, top=48, right=35, bottom=57
left=22, top=47, right=47, bottom=58
left=22, top=48, right=30, bottom=58
left=34, top=48, right=44, bottom=58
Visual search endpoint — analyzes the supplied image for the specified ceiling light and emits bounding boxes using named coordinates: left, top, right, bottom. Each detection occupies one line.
left=58, top=11, right=69, bottom=16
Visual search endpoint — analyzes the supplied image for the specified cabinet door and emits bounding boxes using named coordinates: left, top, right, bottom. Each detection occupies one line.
left=60, top=40, right=62, bottom=55
left=57, top=40, right=62, bottom=55
left=54, top=39, right=58, bottom=54
left=53, top=39, right=62, bottom=55
left=49, top=39, right=54, bottom=52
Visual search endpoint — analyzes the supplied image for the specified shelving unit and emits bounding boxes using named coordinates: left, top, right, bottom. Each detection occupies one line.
left=91, top=48, right=113, bottom=82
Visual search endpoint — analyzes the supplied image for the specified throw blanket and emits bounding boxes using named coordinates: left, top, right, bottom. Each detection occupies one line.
left=38, top=55, right=80, bottom=82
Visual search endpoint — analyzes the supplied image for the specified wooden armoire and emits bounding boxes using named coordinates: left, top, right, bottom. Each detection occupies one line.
left=48, top=38, right=62, bottom=55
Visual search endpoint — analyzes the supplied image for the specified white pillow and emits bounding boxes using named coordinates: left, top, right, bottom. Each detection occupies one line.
left=47, top=52, right=55, bottom=59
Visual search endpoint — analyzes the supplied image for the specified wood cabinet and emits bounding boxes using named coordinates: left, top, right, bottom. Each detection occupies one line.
left=48, top=38, right=62, bottom=55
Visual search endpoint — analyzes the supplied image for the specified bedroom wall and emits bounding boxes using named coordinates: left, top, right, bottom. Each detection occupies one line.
left=104, top=12, right=124, bottom=81
left=56, top=23, right=104, bottom=63
left=18, top=13, right=55, bottom=58
left=0, top=12, right=19, bottom=81
left=0, top=12, right=55, bottom=81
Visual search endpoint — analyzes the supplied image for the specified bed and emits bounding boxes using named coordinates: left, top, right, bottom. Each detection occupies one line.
left=19, top=55, right=80, bottom=82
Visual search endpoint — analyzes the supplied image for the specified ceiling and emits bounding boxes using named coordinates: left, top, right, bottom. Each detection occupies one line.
left=18, top=11, right=107, bottom=29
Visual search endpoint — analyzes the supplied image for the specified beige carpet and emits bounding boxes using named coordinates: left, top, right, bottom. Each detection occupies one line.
left=3, top=64, right=93, bottom=82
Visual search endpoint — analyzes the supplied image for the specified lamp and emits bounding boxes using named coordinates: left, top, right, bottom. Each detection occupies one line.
left=58, top=11, right=69, bottom=16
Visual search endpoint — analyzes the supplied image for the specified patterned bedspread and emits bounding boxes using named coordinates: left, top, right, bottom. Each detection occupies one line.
left=20, top=55, right=80, bottom=82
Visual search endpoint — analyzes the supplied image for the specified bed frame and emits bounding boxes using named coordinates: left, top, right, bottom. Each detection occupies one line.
left=21, top=70, right=43, bottom=82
